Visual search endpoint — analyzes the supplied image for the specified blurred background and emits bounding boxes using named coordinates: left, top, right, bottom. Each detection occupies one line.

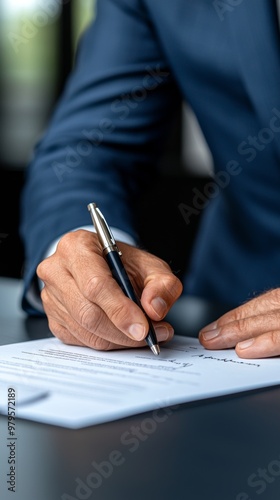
left=0, top=0, right=212, bottom=282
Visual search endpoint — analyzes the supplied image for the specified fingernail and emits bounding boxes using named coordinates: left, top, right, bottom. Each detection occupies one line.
left=128, top=323, right=146, bottom=340
left=155, top=325, right=174, bottom=342
left=202, top=328, right=220, bottom=341
left=151, top=297, right=167, bottom=318
left=237, top=338, right=255, bottom=350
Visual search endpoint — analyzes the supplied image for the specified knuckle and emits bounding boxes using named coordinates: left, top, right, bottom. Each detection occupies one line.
left=155, top=256, right=172, bottom=271
left=40, top=287, right=52, bottom=312
left=270, top=330, right=280, bottom=347
left=219, top=308, right=239, bottom=326
left=48, top=319, right=66, bottom=341
left=88, top=336, right=112, bottom=351
left=37, top=259, right=49, bottom=281
left=78, top=325, right=112, bottom=351
left=109, top=302, right=129, bottom=326
left=78, top=301, right=103, bottom=333
left=234, top=317, right=248, bottom=335
left=170, top=275, right=183, bottom=297
left=162, top=273, right=183, bottom=301
left=40, top=286, right=48, bottom=302
left=56, top=230, right=87, bottom=258
left=83, top=274, right=106, bottom=301
left=58, top=229, right=99, bottom=256
left=57, top=231, right=77, bottom=250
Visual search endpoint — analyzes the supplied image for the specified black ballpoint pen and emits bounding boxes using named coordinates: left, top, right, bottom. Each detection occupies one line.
left=87, top=202, right=160, bottom=356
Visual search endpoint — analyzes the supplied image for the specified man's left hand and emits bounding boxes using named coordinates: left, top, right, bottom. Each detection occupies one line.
left=199, top=289, right=280, bottom=358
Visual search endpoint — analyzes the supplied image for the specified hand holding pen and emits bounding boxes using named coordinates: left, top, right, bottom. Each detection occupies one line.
left=37, top=208, right=182, bottom=353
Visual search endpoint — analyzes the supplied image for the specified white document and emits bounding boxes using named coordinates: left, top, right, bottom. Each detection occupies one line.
left=0, top=336, right=279, bottom=429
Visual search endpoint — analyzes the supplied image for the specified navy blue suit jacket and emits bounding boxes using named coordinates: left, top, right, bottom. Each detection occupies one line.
left=20, top=0, right=280, bottom=313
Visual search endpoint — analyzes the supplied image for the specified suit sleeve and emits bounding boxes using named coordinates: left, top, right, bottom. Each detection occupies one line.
left=19, top=0, right=180, bottom=314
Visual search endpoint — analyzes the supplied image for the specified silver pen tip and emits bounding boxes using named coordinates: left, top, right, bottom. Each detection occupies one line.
left=151, top=344, right=160, bottom=356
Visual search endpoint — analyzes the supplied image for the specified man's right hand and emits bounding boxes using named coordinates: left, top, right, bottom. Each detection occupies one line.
left=37, top=230, right=183, bottom=351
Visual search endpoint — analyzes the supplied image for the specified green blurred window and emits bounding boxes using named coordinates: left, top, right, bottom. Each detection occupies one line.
left=0, top=0, right=96, bottom=169
left=72, top=0, right=96, bottom=53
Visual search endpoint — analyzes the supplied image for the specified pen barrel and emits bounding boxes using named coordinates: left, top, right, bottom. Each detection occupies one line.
left=105, top=250, right=142, bottom=306
left=105, top=251, right=158, bottom=348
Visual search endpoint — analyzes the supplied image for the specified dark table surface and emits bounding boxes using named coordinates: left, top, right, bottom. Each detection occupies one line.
left=1, top=278, right=280, bottom=500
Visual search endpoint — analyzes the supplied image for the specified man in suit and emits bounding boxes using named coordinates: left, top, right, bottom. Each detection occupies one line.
left=20, top=0, right=280, bottom=358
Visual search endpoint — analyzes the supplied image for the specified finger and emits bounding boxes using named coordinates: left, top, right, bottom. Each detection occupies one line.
left=39, top=230, right=180, bottom=343
left=48, top=316, right=145, bottom=351
left=56, top=231, right=181, bottom=337
left=48, top=320, right=174, bottom=351
left=42, top=285, right=174, bottom=349
left=201, top=289, right=280, bottom=334
left=47, top=313, right=174, bottom=351
left=41, top=284, right=144, bottom=348
left=120, top=244, right=183, bottom=320
left=38, top=239, right=151, bottom=342
left=236, top=330, right=280, bottom=359
left=199, top=309, right=280, bottom=349
left=141, top=272, right=183, bottom=320
left=47, top=322, right=87, bottom=348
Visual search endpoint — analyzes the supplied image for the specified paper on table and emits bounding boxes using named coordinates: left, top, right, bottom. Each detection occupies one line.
left=0, top=336, right=279, bottom=428
left=0, top=383, right=49, bottom=410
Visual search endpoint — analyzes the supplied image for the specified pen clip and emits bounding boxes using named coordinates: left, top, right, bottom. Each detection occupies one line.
left=87, top=203, right=122, bottom=256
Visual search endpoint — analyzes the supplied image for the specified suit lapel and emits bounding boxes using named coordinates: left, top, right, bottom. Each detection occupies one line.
left=228, top=0, right=280, bottom=138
